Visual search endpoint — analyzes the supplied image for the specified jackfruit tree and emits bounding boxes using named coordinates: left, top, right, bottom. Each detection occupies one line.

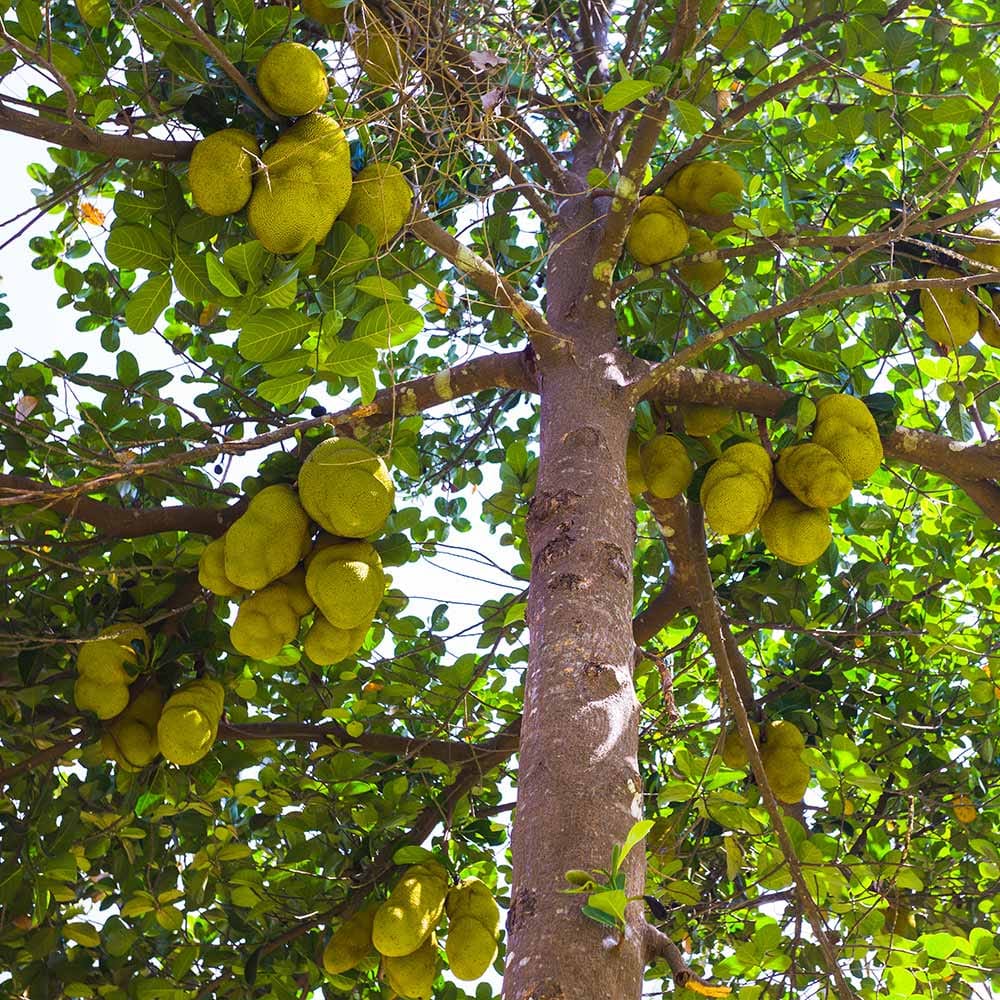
left=3, top=2, right=1000, bottom=999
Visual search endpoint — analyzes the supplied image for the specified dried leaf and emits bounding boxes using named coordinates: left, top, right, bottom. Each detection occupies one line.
left=686, top=981, right=732, bottom=998
left=468, top=50, right=507, bottom=72
left=14, top=395, right=39, bottom=423
left=79, top=202, right=106, bottom=226
left=433, top=287, right=450, bottom=314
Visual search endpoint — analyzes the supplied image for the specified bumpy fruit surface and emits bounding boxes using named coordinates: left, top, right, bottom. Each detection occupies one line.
left=920, top=266, right=978, bottom=349
left=382, top=934, right=438, bottom=999
left=775, top=443, right=852, bottom=509
left=256, top=42, right=329, bottom=117
left=298, top=437, right=395, bottom=537
left=75, top=623, right=148, bottom=719
left=662, top=160, right=744, bottom=215
left=444, top=877, right=500, bottom=981
left=979, top=291, right=1000, bottom=347
left=340, top=162, right=413, bottom=247
left=759, top=496, right=831, bottom=565
left=230, top=573, right=313, bottom=660
left=188, top=129, right=260, bottom=217
left=102, top=686, right=163, bottom=771
left=323, top=904, right=378, bottom=975
left=764, top=719, right=805, bottom=751
left=301, top=0, right=348, bottom=25
left=811, top=394, right=883, bottom=481
left=639, top=434, right=693, bottom=499
left=352, top=14, right=404, bottom=87
left=626, top=431, right=647, bottom=496
left=224, top=484, right=312, bottom=591
left=966, top=227, right=1000, bottom=269
left=761, top=745, right=810, bottom=803
left=305, top=540, right=385, bottom=630
left=303, top=613, right=368, bottom=665
left=247, top=113, right=352, bottom=254
left=699, top=442, right=773, bottom=535
left=156, top=679, right=224, bottom=766
left=720, top=721, right=759, bottom=769
left=680, top=403, right=732, bottom=437
left=678, top=229, right=726, bottom=291
left=625, top=197, right=689, bottom=265
left=197, top=536, right=243, bottom=598
left=372, top=862, right=449, bottom=957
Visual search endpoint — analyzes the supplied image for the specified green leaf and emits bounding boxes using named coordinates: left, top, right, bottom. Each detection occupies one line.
left=237, top=309, right=313, bottom=362
left=63, top=923, right=101, bottom=948
left=173, top=252, right=216, bottom=303
left=16, top=0, right=43, bottom=41
left=124, top=274, right=172, bottom=334
left=886, top=968, right=915, bottom=997
left=393, top=846, right=438, bottom=865
left=105, top=225, right=172, bottom=272
left=580, top=903, right=621, bottom=928
left=162, top=42, right=207, bottom=82
left=353, top=302, right=424, bottom=347
left=617, top=819, right=654, bottom=869
left=319, top=339, right=377, bottom=376
left=585, top=889, right=628, bottom=924
left=671, top=99, right=708, bottom=135
left=257, top=373, right=312, bottom=405
left=355, top=276, right=405, bottom=300
left=602, top=79, right=655, bottom=112
left=205, top=255, right=242, bottom=297
left=224, top=241, right=270, bottom=284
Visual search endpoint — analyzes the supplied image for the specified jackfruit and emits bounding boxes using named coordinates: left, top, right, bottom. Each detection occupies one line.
left=382, top=934, right=438, bottom=999
left=883, top=902, right=917, bottom=938
left=662, top=160, right=744, bottom=216
left=444, top=878, right=500, bottom=981
left=625, top=197, right=689, bottom=266
left=920, top=266, right=978, bottom=349
left=197, top=535, right=243, bottom=598
left=230, top=571, right=313, bottom=660
left=102, top=686, right=163, bottom=771
left=811, top=394, right=883, bottom=481
left=445, top=878, right=500, bottom=933
left=719, top=721, right=760, bottom=769
left=679, top=403, right=732, bottom=437
left=157, top=678, right=225, bottom=766
left=340, top=162, right=413, bottom=247
left=305, top=540, right=385, bottom=631
left=699, top=442, right=773, bottom=535
left=323, top=903, right=378, bottom=975
left=761, top=745, right=810, bottom=803
left=352, top=13, right=404, bottom=88
left=75, top=0, right=111, bottom=28
left=775, top=443, right=852, bottom=509
left=247, top=113, right=352, bottom=254
left=678, top=229, right=726, bottom=291
left=188, top=129, right=260, bottom=217
left=763, top=719, right=805, bottom=751
left=639, top=434, right=693, bottom=499
left=74, top=623, right=148, bottom=720
left=257, top=42, right=329, bottom=118
left=966, top=227, right=1000, bottom=270
left=759, top=495, right=831, bottom=566
left=979, top=290, right=1000, bottom=347
left=301, top=0, right=349, bottom=26
left=298, top=437, right=395, bottom=537
left=303, top=613, right=369, bottom=665
left=224, top=484, right=312, bottom=591
left=372, top=862, right=449, bottom=957
left=951, top=793, right=977, bottom=824
left=626, top=431, right=647, bottom=496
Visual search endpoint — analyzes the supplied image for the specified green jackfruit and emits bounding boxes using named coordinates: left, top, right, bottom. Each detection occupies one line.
left=764, top=719, right=805, bottom=751
left=639, top=434, right=693, bottom=499
left=156, top=678, right=224, bottom=766
left=699, top=442, right=773, bottom=535
left=303, top=613, right=368, bottom=665
left=626, top=431, right=647, bottom=496
left=382, top=934, right=438, bottom=999
left=230, top=571, right=313, bottom=660
left=372, top=862, right=449, bottom=957
left=980, top=290, right=1000, bottom=347
left=678, top=229, right=726, bottom=291
left=445, top=878, right=500, bottom=934
left=188, top=129, right=260, bottom=217
left=625, top=197, right=689, bottom=265
left=352, top=13, right=404, bottom=88
left=662, top=160, right=744, bottom=216
left=920, top=266, right=978, bottom=349
left=76, top=0, right=111, bottom=28
left=884, top=902, right=917, bottom=938
left=305, top=540, right=385, bottom=631
left=444, top=879, right=499, bottom=982
left=224, top=484, right=312, bottom=591
left=102, top=686, right=163, bottom=771
left=679, top=403, right=732, bottom=437
left=761, top=745, right=810, bottom=803
left=966, top=227, right=1000, bottom=270
left=298, top=437, right=395, bottom=537
left=759, top=495, right=831, bottom=566
left=775, top=443, right=852, bottom=509
left=323, top=903, right=378, bottom=975
left=634, top=195, right=676, bottom=219
left=811, top=394, right=883, bottom=481
left=301, top=0, right=349, bottom=26
left=197, top=535, right=243, bottom=598
left=719, top=721, right=759, bottom=769
left=247, top=113, right=352, bottom=254
left=340, top=162, right=413, bottom=247
left=74, top=623, right=148, bottom=720
left=257, top=42, right=329, bottom=118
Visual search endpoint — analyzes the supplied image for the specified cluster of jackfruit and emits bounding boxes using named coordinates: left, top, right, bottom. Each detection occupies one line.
left=624, top=160, right=742, bottom=289
left=199, top=437, right=395, bottom=667
left=187, top=43, right=412, bottom=255
left=720, top=719, right=811, bottom=804
left=73, top=624, right=149, bottom=720
left=322, top=864, right=501, bottom=996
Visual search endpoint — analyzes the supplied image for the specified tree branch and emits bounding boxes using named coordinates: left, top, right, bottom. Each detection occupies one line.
left=0, top=734, right=82, bottom=791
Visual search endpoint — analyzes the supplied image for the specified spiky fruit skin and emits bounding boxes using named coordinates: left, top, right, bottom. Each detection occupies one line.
left=103, top=686, right=163, bottom=770
left=340, top=162, right=413, bottom=247
left=720, top=721, right=760, bottom=769
left=699, top=442, right=774, bottom=535
left=811, top=394, right=883, bottom=481
left=626, top=431, right=647, bottom=496
left=764, top=720, right=805, bottom=750
left=382, top=934, right=438, bottom=999
left=224, top=484, right=312, bottom=591
left=75, top=678, right=129, bottom=720
left=372, top=863, right=449, bottom=957
left=662, top=160, right=744, bottom=216
left=979, top=291, right=1000, bottom=347
left=303, top=614, right=368, bottom=665
left=352, top=16, right=403, bottom=88
left=230, top=576, right=311, bottom=660
left=446, top=917, right=497, bottom=981
left=156, top=679, right=224, bottom=766
left=323, top=904, right=378, bottom=974
left=188, top=129, right=260, bottom=217
left=75, top=0, right=111, bottom=27
left=678, top=229, right=726, bottom=291
left=256, top=42, right=329, bottom=117
left=639, top=434, right=693, bottom=499
left=775, top=443, right=852, bottom=509
left=760, top=495, right=831, bottom=565
left=305, top=540, right=384, bottom=631
left=301, top=0, right=348, bottom=26
left=298, top=437, right=395, bottom=537
left=761, top=745, right=810, bottom=803
left=680, top=403, right=732, bottom=437
left=920, top=266, right=978, bottom=349
left=247, top=114, right=352, bottom=254
left=198, top=536, right=243, bottom=597
left=966, top=228, right=1000, bottom=269
left=625, top=199, right=689, bottom=265
left=75, top=624, right=148, bottom=719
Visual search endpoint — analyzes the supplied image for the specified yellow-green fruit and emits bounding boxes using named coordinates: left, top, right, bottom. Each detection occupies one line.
left=634, top=194, right=677, bottom=219
left=230, top=578, right=309, bottom=660
left=761, top=745, right=810, bottom=803
left=775, top=443, right=852, bottom=509
left=699, top=442, right=774, bottom=535
left=75, top=0, right=111, bottom=28
left=75, top=677, right=129, bottom=720
left=680, top=403, right=732, bottom=437
left=76, top=623, right=148, bottom=686
left=340, top=162, right=413, bottom=247
left=759, top=495, right=831, bottom=566
left=445, top=878, right=500, bottom=934
left=197, top=535, right=243, bottom=598
left=625, top=203, right=689, bottom=266
left=303, top=613, right=368, bottom=665
left=445, top=917, right=497, bottom=981
left=188, top=129, right=260, bottom=217
left=981, top=291, right=1000, bottom=347
left=662, top=160, right=744, bottom=216
left=163, top=678, right=225, bottom=718
left=920, top=266, right=978, bottom=349
left=247, top=113, right=352, bottom=254
left=104, top=686, right=163, bottom=770
left=764, top=719, right=805, bottom=751
left=305, top=540, right=385, bottom=631
left=884, top=903, right=917, bottom=938
left=156, top=679, right=224, bottom=766
left=298, top=437, right=395, bottom=537
left=811, top=394, right=883, bottom=481
left=626, top=431, right=647, bottom=496
left=720, top=721, right=759, bottom=769
left=372, top=862, right=449, bottom=957
left=678, top=229, right=726, bottom=291
left=323, top=904, right=378, bottom=975
left=353, top=14, right=404, bottom=88
left=966, top=227, right=1000, bottom=269
left=301, top=0, right=348, bottom=26
left=639, top=434, right=693, bottom=499
left=382, top=934, right=438, bottom=999
left=224, top=484, right=312, bottom=591
left=257, top=42, right=329, bottom=118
